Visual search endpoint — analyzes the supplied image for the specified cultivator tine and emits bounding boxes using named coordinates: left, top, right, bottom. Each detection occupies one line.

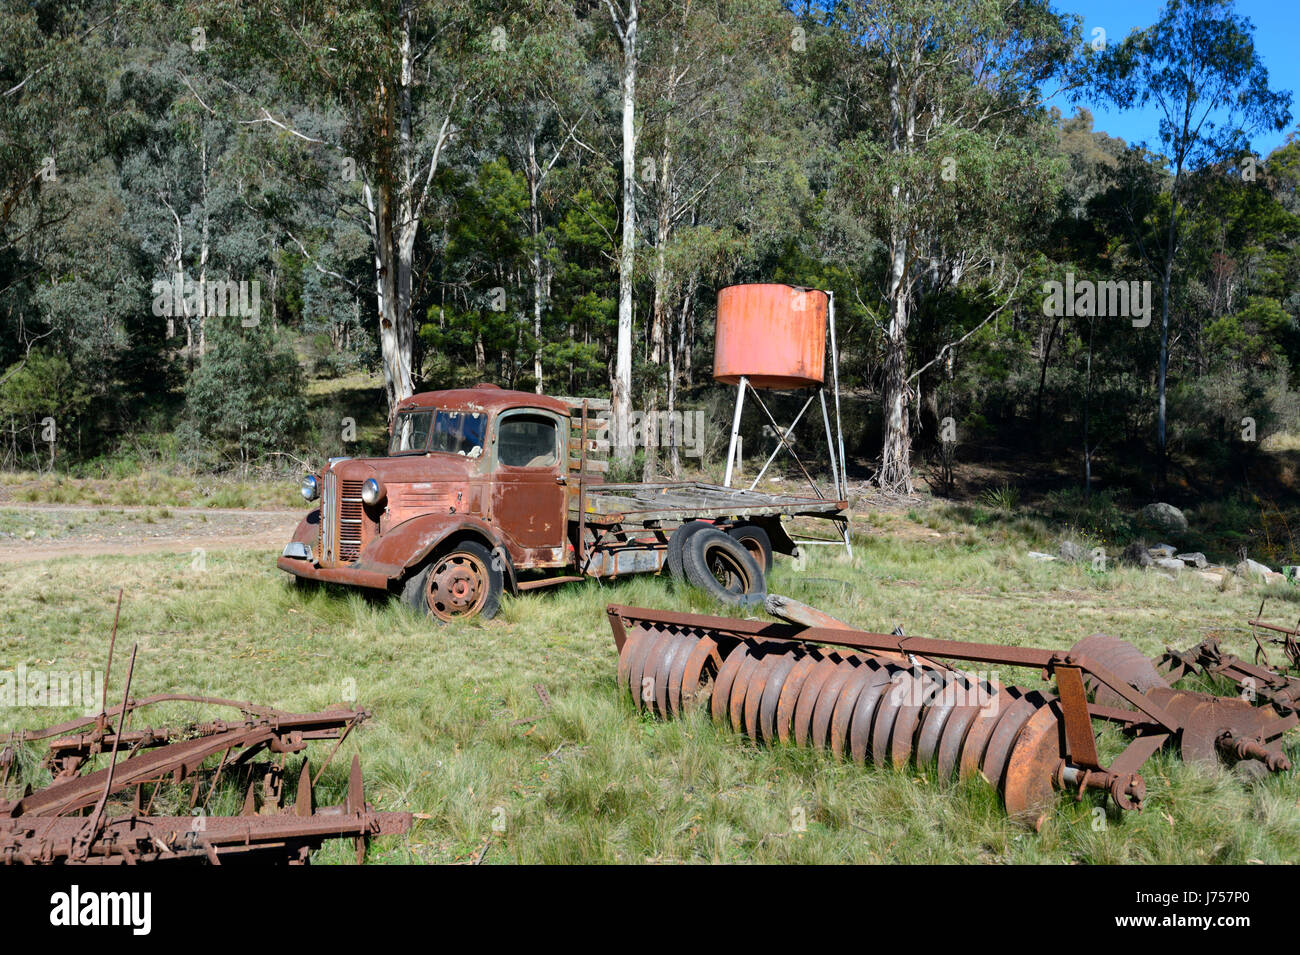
left=347, top=754, right=367, bottom=865
left=608, top=599, right=1300, bottom=829
left=296, top=759, right=314, bottom=818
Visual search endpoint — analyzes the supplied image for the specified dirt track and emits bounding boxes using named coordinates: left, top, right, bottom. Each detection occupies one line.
left=0, top=505, right=302, bottom=563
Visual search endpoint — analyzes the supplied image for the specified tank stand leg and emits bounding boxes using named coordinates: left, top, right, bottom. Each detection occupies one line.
left=723, top=376, right=747, bottom=487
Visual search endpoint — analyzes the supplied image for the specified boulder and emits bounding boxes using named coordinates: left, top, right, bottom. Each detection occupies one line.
left=1175, top=552, right=1207, bottom=569
left=1148, top=543, right=1177, bottom=558
left=1141, top=503, right=1188, bottom=534
left=1120, top=542, right=1154, bottom=568
left=1058, top=540, right=1087, bottom=563
left=1235, top=558, right=1273, bottom=580
left=1153, top=557, right=1186, bottom=572
left=1027, top=551, right=1057, bottom=562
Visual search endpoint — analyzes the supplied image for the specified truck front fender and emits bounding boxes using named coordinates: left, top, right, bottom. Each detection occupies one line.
left=286, top=508, right=320, bottom=548
left=352, top=514, right=516, bottom=591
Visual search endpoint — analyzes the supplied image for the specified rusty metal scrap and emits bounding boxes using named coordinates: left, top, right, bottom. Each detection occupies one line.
left=607, top=598, right=1300, bottom=829
left=1245, top=600, right=1300, bottom=675
left=1, top=686, right=407, bottom=864
left=1, top=755, right=409, bottom=865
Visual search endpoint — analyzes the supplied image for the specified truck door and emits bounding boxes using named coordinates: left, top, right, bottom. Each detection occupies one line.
left=491, top=409, right=568, bottom=565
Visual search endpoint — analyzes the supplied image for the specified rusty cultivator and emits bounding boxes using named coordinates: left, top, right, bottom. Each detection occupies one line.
left=0, top=627, right=409, bottom=864
left=607, top=597, right=1300, bottom=827
left=0, top=693, right=410, bottom=864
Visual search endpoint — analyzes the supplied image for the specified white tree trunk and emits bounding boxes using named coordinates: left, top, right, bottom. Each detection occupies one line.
left=609, top=0, right=638, bottom=463
left=363, top=3, right=456, bottom=414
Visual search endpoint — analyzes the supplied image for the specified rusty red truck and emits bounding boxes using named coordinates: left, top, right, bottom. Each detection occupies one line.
left=277, top=383, right=848, bottom=621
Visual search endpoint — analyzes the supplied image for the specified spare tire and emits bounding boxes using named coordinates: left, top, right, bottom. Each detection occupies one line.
left=682, top=528, right=766, bottom=605
left=666, top=520, right=713, bottom=580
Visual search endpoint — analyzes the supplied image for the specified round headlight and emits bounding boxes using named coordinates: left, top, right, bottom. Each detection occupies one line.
left=300, top=474, right=319, bottom=502
left=361, top=477, right=385, bottom=506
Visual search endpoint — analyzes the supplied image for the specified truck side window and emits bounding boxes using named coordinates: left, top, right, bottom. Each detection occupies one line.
left=497, top=414, right=559, bottom=467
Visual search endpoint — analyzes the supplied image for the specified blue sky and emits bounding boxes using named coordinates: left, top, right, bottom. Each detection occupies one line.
left=1063, top=0, right=1298, bottom=158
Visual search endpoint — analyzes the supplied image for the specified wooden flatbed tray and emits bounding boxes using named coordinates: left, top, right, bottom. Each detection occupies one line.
left=573, top=481, right=846, bottom=523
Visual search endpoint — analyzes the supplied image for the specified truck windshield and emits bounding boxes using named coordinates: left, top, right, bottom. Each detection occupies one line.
left=389, top=410, right=487, bottom=457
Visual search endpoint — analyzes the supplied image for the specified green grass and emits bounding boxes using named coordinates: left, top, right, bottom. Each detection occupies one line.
left=0, top=470, right=300, bottom=509
left=1, top=510, right=1297, bottom=863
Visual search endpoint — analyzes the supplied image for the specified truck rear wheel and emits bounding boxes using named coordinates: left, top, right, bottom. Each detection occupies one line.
left=682, top=528, right=766, bottom=605
left=402, top=541, right=502, bottom=622
left=727, top=523, right=773, bottom=575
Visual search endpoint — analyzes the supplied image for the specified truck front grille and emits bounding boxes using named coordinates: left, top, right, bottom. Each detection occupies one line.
left=320, top=472, right=337, bottom=564
left=338, top=480, right=364, bottom=562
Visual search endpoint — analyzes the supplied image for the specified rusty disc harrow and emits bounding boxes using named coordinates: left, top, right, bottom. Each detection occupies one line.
left=615, top=619, right=1067, bottom=825
left=607, top=602, right=1300, bottom=830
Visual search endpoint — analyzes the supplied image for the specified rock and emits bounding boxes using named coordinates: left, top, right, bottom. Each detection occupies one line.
left=1120, top=542, right=1154, bottom=568
left=1154, top=557, right=1186, bottom=572
left=1196, top=570, right=1226, bottom=586
left=1027, top=551, right=1057, bottom=561
left=1235, top=558, right=1273, bottom=580
left=1058, top=540, right=1087, bottom=563
left=1141, top=503, right=1188, bottom=534
left=1148, top=543, right=1177, bottom=558
left=1175, top=552, right=1207, bottom=568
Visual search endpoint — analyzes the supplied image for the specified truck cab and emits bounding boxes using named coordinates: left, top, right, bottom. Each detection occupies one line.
left=278, top=383, right=577, bottom=619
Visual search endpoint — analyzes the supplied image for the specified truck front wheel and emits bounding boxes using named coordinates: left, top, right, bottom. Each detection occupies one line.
left=402, top=541, right=503, bottom=622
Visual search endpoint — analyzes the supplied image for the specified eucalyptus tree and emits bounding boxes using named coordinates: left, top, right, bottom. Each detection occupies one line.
left=601, top=0, right=642, bottom=460
left=634, top=0, right=795, bottom=478
left=821, top=0, right=1077, bottom=492
left=1091, top=0, right=1291, bottom=484
left=0, top=0, right=121, bottom=379
left=482, top=5, right=598, bottom=393
left=207, top=0, right=492, bottom=412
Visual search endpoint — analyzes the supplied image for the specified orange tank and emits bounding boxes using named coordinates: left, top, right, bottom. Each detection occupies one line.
left=712, top=284, right=827, bottom=389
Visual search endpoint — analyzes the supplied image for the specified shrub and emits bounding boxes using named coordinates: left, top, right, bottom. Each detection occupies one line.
left=176, top=325, right=306, bottom=472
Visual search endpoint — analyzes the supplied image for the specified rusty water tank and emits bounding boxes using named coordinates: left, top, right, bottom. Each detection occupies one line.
left=713, top=284, right=827, bottom=389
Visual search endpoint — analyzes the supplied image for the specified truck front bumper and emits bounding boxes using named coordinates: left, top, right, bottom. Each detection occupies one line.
left=277, top=548, right=391, bottom=590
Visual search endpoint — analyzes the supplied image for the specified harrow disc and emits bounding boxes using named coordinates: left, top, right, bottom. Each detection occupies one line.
left=756, top=652, right=801, bottom=743
left=775, top=652, right=822, bottom=744
left=849, top=665, right=899, bottom=764
left=872, top=669, right=921, bottom=769
left=1069, top=635, right=1167, bottom=708
left=1002, top=703, right=1067, bottom=828
left=959, top=687, right=1022, bottom=780
left=980, top=692, right=1047, bottom=790
left=810, top=659, right=860, bottom=750
left=712, top=640, right=755, bottom=725
left=830, top=662, right=885, bottom=758
left=793, top=657, right=843, bottom=748
left=1146, top=686, right=1293, bottom=767
left=678, top=635, right=722, bottom=715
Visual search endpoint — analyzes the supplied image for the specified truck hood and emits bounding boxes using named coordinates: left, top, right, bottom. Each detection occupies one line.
left=330, top=453, right=478, bottom=484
